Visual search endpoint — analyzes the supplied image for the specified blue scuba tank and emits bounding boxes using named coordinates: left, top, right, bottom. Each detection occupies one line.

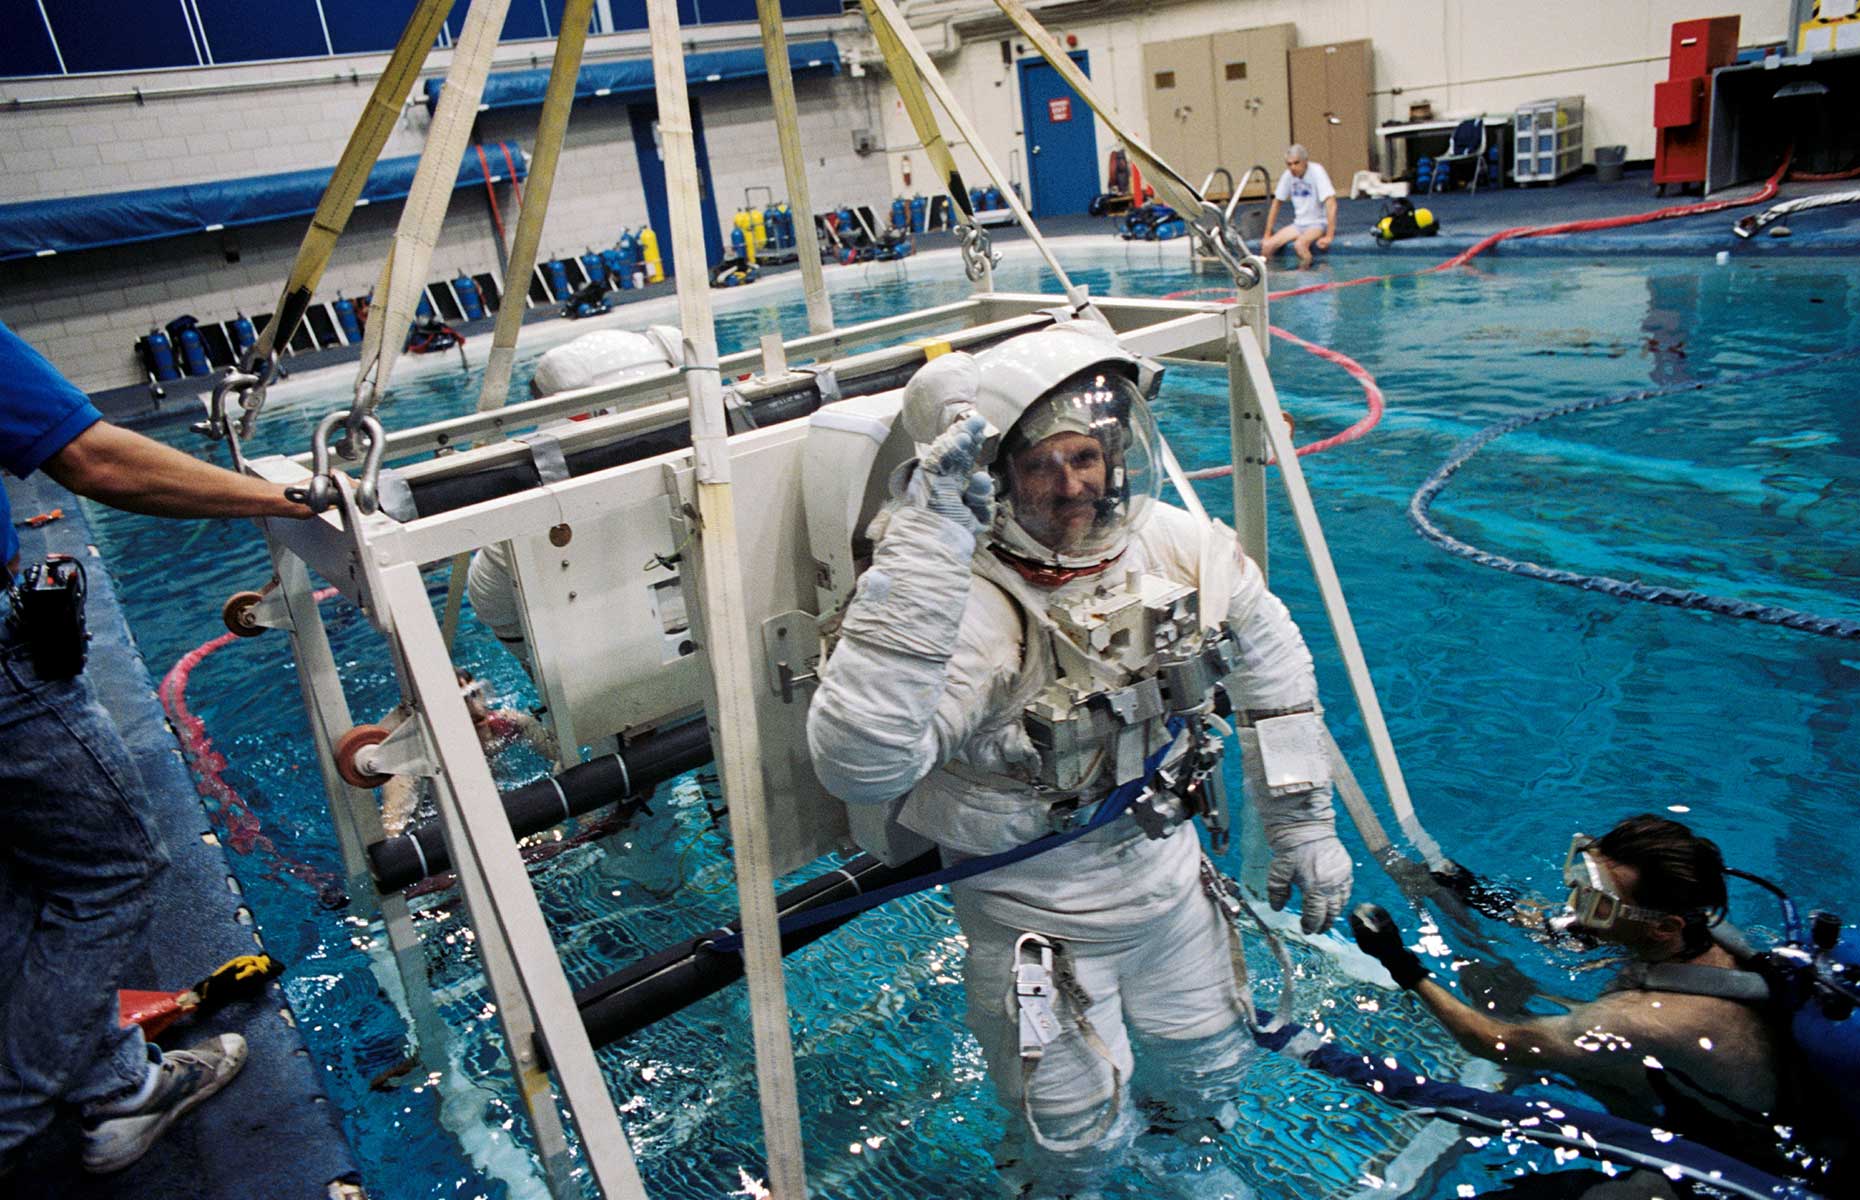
left=580, top=251, right=607, bottom=288
left=177, top=325, right=209, bottom=375
left=890, top=197, right=908, bottom=231
left=145, top=330, right=179, bottom=382
left=546, top=259, right=572, bottom=301
left=730, top=224, right=746, bottom=259
left=983, top=185, right=1002, bottom=210
left=333, top=296, right=363, bottom=343
left=453, top=275, right=485, bottom=320
left=1791, top=922, right=1860, bottom=1126
left=600, top=247, right=628, bottom=287
left=230, top=313, right=257, bottom=356
left=909, top=194, right=927, bottom=233
left=415, top=294, right=434, bottom=320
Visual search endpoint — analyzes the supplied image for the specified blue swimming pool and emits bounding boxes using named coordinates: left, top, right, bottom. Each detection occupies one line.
left=81, top=248, right=1860, bottom=1199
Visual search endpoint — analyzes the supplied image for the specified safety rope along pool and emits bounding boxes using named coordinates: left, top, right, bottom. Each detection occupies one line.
left=1407, top=348, right=1860, bottom=641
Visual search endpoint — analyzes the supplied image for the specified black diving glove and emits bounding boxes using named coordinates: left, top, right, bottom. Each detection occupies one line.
left=1349, top=903, right=1430, bottom=990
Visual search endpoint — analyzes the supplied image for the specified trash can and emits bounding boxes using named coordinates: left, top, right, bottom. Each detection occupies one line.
left=1595, top=145, right=1626, bottom=183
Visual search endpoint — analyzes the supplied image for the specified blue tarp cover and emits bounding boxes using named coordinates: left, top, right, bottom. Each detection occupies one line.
left=433, top=40, right=840, bottom=112
left=0, top=142, right=528, bottom=262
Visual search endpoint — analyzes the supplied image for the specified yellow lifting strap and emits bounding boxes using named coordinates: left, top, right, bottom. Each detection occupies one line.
left=477, top=0, right=595, bottom=413
left=858, top=0, right=1095, bottom=311
left=353, top=0, right=515, bottom=421
left=249, top=0, right=452, bottom=369
left=989, top=0, right=1204, bottom=220
left=857, top=0, right=976, bottom=231
left=988, top=0, right=1262, bottom=289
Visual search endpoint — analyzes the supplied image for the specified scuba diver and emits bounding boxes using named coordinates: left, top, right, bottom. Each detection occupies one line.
left=1351, top=813, right=1855, bottom=1197
left=377, top=670, right=556, bottom=835
left=807, top=320, right=1353, bottom=1197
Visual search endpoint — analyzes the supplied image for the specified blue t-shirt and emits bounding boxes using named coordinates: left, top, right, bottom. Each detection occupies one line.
left=2, top=321, right=103, bottom=577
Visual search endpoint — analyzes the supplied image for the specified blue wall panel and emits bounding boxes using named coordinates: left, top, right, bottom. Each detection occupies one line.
left=319, top=0, right=417, bottom=55
left=0, top=0, right=65, bottom=77
left=48, top=0, right=202, bottom=73
left=193, top=0, right=329, bottom=63
left=2, top=0, right=842, bottom=76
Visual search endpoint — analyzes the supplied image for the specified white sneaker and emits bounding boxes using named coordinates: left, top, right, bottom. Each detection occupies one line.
left=82, top=1033, right=248, bottom=1173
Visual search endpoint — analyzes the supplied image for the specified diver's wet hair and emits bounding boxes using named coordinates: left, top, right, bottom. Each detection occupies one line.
left=1592, top=814, right=1728, bottom=920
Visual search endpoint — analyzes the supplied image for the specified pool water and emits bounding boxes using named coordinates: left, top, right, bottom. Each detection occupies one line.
left=81, top=249, right=1860, bottom=1199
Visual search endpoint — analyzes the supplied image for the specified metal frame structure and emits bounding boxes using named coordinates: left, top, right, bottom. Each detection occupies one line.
left=212, top=1, right=1444, bottom=1197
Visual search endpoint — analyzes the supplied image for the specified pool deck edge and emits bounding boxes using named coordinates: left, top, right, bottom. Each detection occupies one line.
left=4, top=470, right=363, bottom=1200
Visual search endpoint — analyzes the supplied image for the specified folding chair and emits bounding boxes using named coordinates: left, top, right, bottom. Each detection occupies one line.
left=1431, top=118, right=1488, bottom=194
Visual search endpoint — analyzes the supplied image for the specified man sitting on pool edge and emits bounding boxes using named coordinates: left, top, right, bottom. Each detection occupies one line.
left=1261, top=144, right=1337, bottom=268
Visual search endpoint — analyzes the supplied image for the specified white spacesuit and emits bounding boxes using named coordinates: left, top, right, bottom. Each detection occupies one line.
left=807, top=321, right=1352, bottom=1195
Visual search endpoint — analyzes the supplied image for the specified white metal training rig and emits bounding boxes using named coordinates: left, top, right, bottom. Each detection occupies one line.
left=202, top=1, right=1461, bottom=1196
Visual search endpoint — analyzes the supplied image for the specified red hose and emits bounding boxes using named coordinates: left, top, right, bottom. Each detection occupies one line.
left=159, top=589, right=345, bottom=896
left=475, top=143, right=510, bottom=248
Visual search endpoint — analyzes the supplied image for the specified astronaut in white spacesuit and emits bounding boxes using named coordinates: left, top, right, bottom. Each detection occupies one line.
left=806, top=320, right=1352, bottom=1195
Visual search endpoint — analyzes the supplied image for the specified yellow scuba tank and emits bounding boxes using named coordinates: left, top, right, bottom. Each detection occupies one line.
left=639, top=226, right=664, bottom=283
left=749, top=207, right=768, bottom=255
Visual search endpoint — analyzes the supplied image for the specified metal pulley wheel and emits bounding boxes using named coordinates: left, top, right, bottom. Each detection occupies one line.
left=334, top=724, right=394, bottom=789
left=222, top=590, right=266, bottom=637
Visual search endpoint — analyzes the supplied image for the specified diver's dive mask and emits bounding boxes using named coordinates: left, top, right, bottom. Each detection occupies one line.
left=1554, top=834, right=1673, bottom=933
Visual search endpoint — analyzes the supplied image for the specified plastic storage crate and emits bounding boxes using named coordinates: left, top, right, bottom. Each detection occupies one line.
left=1513, top=96, right=1584, bottom=183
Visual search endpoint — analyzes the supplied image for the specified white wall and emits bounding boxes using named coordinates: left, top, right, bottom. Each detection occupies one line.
left=871, top=0, right=1791, bottom=198
left=0, top=20, right=881, bottom=393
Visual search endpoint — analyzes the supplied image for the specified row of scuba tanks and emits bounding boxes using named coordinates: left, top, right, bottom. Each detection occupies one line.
left=140, top=228, right=668, bottom=380
left=884, top=187, right=1011, bottom=236
left=549, top=227, right=666, bottom=300
left=729, top=203, right=799, bottom=265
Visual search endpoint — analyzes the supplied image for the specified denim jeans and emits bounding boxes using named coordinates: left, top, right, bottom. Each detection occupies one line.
left=0, top=627, right=166, bottom=1152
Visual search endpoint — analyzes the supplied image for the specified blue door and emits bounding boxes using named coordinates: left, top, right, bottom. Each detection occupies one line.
left=1018, top=52, right=1100, bottom=217
left=629, top=100, right=726, bottom=278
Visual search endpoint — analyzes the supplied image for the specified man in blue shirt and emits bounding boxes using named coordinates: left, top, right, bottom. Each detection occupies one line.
left=1, top=321, right=305, bottom=1175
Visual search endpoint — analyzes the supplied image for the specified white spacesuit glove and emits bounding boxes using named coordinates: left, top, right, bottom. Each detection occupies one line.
left=904, top=413, right=995, bottom=535
left=1264, top=824, right=1353, bottom=935
left=966, top=720, right=1040, bottom=781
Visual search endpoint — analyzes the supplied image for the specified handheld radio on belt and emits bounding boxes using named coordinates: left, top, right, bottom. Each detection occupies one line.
left=6, top=552, right=89, bottom=680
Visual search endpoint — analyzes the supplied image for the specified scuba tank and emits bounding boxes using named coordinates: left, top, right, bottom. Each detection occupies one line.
left=453, top=274, right=486, bottom=320
left=890, top=197, right=908, bottom=231
left=766, top=203, right=792, bottom=250
left=333, top=295, right=363, bottom=344
left=983, top=185, right=1002, bottom=211
left=178, top=327, right=209, bottom=375
left=638, top=226, right=663, bottom=283
left=545, top=259, right=572, bottom=302
left=909, top=194, right=927, bottom=233
left=601, top=246, right=629, bottom=288
left=749, top=207, right=767, bottom=255
left=230, top=312, right=257, bottom=357
left=580, top=251, right=608, bottom=289
left=166, top=316, right=209, bottom=376
left=617, top=229, right=640, bottom=287
left=1776, top=910, right=1860, bottom=1128
left=730, top=223, right=747, bottom=262
left=144, top=329, right=180, bottom=382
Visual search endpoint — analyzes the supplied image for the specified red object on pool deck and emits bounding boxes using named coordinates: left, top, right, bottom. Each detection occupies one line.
left=1654, top=16, right=1741, bottom=191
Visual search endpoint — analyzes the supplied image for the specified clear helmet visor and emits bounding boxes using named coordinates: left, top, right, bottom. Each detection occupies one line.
left=993, top=368, right=1161, bottom=563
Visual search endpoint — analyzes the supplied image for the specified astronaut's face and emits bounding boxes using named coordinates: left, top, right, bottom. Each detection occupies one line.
left=1008, top=431, right=1108, bottom=553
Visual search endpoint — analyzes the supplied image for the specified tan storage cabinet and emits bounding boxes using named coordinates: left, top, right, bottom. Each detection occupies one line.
left=1288, top=39, right=1373, bottom=182
left=1143, top=23, right=1295, bottom=198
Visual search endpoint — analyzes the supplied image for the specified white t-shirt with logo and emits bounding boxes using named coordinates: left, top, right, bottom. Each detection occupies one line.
left=1274, top=162, right=1336, bottom=229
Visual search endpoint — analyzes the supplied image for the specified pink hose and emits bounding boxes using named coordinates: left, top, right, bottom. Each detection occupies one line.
left=160, top=587, right=344, bottom=894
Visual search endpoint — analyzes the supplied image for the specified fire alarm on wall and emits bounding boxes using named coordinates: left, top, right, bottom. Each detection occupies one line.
left=1065, top=33, right=1078, bottom=47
